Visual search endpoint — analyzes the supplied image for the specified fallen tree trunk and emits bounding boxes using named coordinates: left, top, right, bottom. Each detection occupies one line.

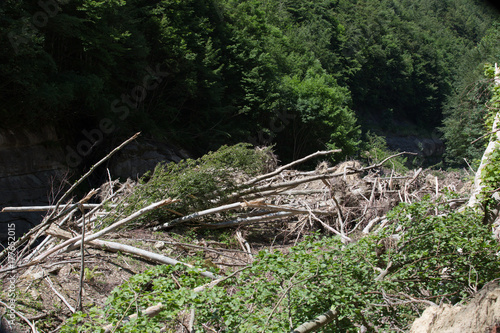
left=153, top=201, right=258, bottom=231
left=46, top=225, right=219, bottom=280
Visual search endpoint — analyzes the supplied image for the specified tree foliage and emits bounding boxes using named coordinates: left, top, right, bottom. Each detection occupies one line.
left=441, top=30, right=500, bottom=167
left=1, top=0, right=498, bottom=164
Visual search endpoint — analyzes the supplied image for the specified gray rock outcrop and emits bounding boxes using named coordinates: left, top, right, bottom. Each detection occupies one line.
left=0, top=126, right=66, bottom=244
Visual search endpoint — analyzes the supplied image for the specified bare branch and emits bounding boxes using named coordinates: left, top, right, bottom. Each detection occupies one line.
left=290, top=307, right=338, bottom=333
left=245, top=149, right=341, bottom=186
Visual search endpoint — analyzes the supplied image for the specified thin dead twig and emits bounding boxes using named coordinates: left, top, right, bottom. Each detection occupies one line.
left=76, top=189, right=98, bottom=312
left=245, top=149, right=341, bottom=186
left=305, top=204, right=352, bottom=243
left=44, top=275, right=76, bottom=313
left=235, top=231, right=253, bottom=263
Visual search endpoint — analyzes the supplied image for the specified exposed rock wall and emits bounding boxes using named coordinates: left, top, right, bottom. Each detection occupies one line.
left=106, top=140, right=190, bottom=180
left=0, top=126, right=66, bottom=244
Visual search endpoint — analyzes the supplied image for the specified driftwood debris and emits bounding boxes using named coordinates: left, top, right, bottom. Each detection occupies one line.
left=0, top=148, right=441, bottom=278
left=1, top=140, right=470, bottom=333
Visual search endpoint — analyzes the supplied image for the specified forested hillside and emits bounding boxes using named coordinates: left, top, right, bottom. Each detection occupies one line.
left=1, top=0, right=499, bottom=164
left=3, top=2, right=500, bottom=332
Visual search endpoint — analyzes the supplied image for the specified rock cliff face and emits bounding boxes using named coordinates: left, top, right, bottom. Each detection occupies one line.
left=106, top=140, right=190, bottom=180
left=0, top=126, right=66, bottom=244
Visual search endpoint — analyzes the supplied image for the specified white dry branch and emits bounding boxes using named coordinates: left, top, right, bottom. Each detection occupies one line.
left=0, top=198, right=178, bottom=274
left=46, top=224, right=219, bottom=280
left=245, top=149, right=341, bottom=186
left=0, top=132, right=141, bottom=263
left=102, top=303, right=165, bottom=333
left=289, top=307, right=339, bottom=333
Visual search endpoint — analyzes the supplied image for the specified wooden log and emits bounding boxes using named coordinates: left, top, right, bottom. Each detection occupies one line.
left=202, top=211, right=295, bottom=229
left=103, top=303, right=164, bottom=333
left=290, top=308, right=338, bottom=333
left=245, top=202, right=333, bottom=216
left=362, top=216, right=386, bottom=234
left=153, top=201, right=252, bottom=231
left=46, top=225, right=219, bottom=280
left=1, top=204, right=106, bottom=213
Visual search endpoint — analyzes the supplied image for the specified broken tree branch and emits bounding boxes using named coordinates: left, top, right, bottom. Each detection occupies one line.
left=46, top=225, right=219, bottom=280
left=44, top=275, right=76, bottom=313
left=201, top=211, right=295, bottom=229
left=102, top=303, right=164, bottom=333
left=153, top=201, right=259, bottom=231
left=0, top=199, right=178, bottom=274
left=245, top=149, right=341, bottom=186
left=1, top=204, right=107, bottom=213
left=290, top=307, right=338, bottom=333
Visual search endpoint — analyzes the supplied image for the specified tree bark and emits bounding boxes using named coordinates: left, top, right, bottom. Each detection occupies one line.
left=290, top=308, right=338, bottom=333
left=468, top=63, right=500, bottom=208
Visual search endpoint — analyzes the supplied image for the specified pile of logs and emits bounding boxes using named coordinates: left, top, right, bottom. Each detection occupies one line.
left=0, top=133, right=466, bottom=332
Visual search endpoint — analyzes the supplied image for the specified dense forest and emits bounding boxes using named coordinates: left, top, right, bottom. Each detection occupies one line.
left=1, top=0, right=499, bottom=165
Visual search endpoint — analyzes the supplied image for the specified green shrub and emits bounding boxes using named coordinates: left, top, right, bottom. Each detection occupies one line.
left=361, top=131, right=408, bottom=173
left=101, top=143, right=271, bottom=227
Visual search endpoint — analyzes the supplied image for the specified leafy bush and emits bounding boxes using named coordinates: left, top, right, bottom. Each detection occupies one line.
left=63, top=196, right=500, bottom=332
left=102, top=143, right=270, bottom=227
left=361, top=131, right=408, bottom=173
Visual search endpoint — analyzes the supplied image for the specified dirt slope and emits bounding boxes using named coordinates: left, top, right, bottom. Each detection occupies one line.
left=410, top=281, right=500, bottom=333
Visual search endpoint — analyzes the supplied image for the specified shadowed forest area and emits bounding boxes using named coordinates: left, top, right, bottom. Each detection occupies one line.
left=1, top=0, right=500, bottom=165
